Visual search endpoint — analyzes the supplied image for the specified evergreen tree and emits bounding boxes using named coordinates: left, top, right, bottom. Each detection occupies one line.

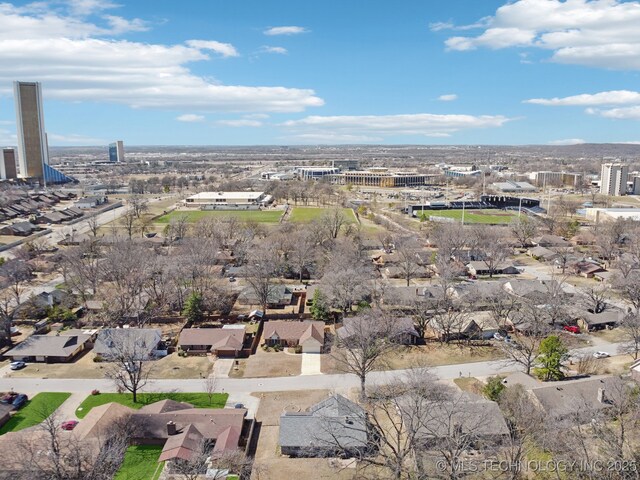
left=535, top=335, right=568, bottom=381
left=309, top=288, right=330, bottom=322
left=182, top=292, right=205, bottom=323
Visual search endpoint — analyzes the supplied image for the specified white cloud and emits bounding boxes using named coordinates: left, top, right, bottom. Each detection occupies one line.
left=243, top=113, right=269, bottom=120
left=548, top=138, right=586, bottom=145
left=438, top=94, right=458, bottom=101
left=588, top=106, right=640, bottom=120
left=525, top=90, right=640, bottom=106
left=176, top=114, right=205, bottom=122
left=103, top=15, right=149, bottom=35
left=264, top=26, right=308, bottom=36
left=259, top=45, right=288, bottom=54
left=217, top=119, right=263, bottom=127
left=48, top=132, right=105, bottom=144
left=185, top=40, right=239, bottom=58
left=0, top=3, right=323, bottom=113
left=66, top=0, right=119, bottom=17
left=284, top=133, right=383, bottom=144
left=442, top=0, right=640, bottom=70
left=282, top=113, right=511, bottom=139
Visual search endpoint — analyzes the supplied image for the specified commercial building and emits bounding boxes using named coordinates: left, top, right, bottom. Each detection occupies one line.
left=530, top=171, right=583, bottom=188
left=585, top=207, right=640, bottom=223
left=13, top=81, right=74, bottom=184
left=183, top=191, right=272, bottom=209
left=600, top=163, right=628, bottom=196
left=14, top=81, right=48, bottom=180
left=492, top=181, right=537, bottom=193
left=294, top=166, right=339, bottom=180
left=332, top=159, right=360, bottom=170
left=329, top=170, right=437, bottom=187
left=108, top=140, right=125, bottom=162
left=442, top=164, right=482, bottom=177
left=0, top=148, right=17, bottom=179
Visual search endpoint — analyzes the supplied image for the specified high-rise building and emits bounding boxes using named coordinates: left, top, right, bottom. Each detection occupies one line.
left=14, top=81, right=48, bottom=181
left=600, top=163, right=629, bottom=196
left=0, top=148, right=17, bottom=179
left=108, top=140, right=125, bottom=162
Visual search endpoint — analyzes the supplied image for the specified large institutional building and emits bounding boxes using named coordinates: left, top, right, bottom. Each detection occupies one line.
left=0, top=149, right=17, bottom=180
left=183, top=191, right=273, bottom=210
left=600, top=163, right=628, bottom=196
left=109, top=140, right=125, bottom=162
left=14, top=81, right=48, bottom=180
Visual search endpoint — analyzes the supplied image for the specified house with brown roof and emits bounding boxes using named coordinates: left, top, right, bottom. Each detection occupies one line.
left=178, top=326, right=247, bottom=356
left=262, top=320, right=325, bottom=353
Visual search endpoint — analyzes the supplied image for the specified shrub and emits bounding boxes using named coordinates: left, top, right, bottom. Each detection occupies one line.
left=93, top=355, right=103, bottom=363
left=483, top=376, right=506, bottom=401
left=91, top=389, right=100, bottom=395
left=294, top=345, right=303, bottom=354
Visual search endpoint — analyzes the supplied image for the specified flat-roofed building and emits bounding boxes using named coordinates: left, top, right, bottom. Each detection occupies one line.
left=294, top=166, right=339, bottom=180
left=531, top=171, right=582, bottom=188
left=14, top=81, right=48, bottom=181
left=600, top=163, right=628, bottom=196
left=108, top=140, right=125, bottom=162
left=0, top=148, right=17, bottom=179
left=329, top=170, right=437, bottom=187
left=183, top=191, right=271, bottom=209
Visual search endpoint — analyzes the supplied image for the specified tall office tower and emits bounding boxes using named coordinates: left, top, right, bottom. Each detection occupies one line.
left=0, top=148, right=17, bottom=179
left=600, top=163, right=629, bottom=196
left=108, top=140, right=125, bottom=162
left=14, top=81, right=49, bottom=181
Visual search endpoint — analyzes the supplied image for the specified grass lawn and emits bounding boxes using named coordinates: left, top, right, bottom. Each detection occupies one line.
left=420, top=209, right=517, bottom=225
left=0, top=392, right=71, bottom=435
left=114, top=445, right=164, bottom=480
left=155, top=210, right=282, bottom=224
left=75, top=392, right=228, bottom=419
left=289, top=207, right=356, bottom=223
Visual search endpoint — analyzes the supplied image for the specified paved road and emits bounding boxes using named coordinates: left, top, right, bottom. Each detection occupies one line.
left=0, top=341, right=623, bottom=396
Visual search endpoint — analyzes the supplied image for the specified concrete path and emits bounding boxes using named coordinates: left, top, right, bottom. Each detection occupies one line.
left=212, top=358, right=234, bottom=378
left=300, top=353, right=322, bottom=375
left=55, top=391, right=86, bottom=420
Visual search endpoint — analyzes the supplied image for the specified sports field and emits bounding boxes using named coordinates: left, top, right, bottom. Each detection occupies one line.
left=289, top=207, right=357, bottom=223
left=155, top=209, right=283, bottom=224
left=420, top=209, right=517, bottom=225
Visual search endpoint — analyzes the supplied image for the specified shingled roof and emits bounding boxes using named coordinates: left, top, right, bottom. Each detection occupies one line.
left=263, top=320, right=324, bottom=344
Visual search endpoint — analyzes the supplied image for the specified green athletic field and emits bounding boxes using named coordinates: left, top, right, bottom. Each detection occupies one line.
left=155, top=209, right=283, bottom=224
left=419, top=209, right=517, bottom=225
left=289, top=207, right=357, bottom=223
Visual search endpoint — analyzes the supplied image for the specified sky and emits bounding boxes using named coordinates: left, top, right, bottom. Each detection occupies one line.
left=2, top=0, right=640, bottom=146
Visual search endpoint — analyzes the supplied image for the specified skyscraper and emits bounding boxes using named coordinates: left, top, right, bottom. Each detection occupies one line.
left=108, top=140, right=125, bottom=162
left=600, top=163, right=629, bottom=196
left=14, top=81, right=48, bottom=182
left=0, top=148, right=17, bottom=180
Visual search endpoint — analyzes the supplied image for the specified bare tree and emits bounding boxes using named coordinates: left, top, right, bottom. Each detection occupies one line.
left=510, top=216, right=539, bottom=249
left=395, top=236, right=422, bottom=287
left=321, top=207, right=346, bottom=239
left=204, top=375, right=218, bottom=405
left=86, top=214, right=100, bottom=237
left=333, top=309, right=402, bottom=398
left=165, top=213, right=190, bottom=242
left=129, top=194, right=149, bottom=219
left=613, top=270, right=640, bottom=312
left=288, top=229, right=317, bottom=281
left=500, top=300, right=550, bottom=375
left=245, top=244, right=281, bottom=313
left=619, top=312, right=640, bottom=359
left=580, top=284, right=610, bottom=314
left=471, top=225, right=510, bottom=278
left=103, top=329, right=154, bottom=402
left=119, top=209, right=137, bottom=239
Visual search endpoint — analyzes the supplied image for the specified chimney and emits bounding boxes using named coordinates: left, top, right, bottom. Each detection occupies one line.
left=167, top=421, right=177, bottom=435
left=597, top=388, right=606, bottom=404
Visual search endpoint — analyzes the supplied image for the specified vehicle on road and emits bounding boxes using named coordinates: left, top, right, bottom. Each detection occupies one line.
left=9, top=361, right=26, bottom=370
left=593, top=351, right=610, bottom=359
left=11, top=394, right=28, bottom=410
left=61, top=420, right=79, bottom=431
left=563, top=326, right=580, bottom=334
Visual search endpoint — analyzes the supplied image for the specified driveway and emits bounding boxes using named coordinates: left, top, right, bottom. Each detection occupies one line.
left=300, top=353, right=322, bottom=375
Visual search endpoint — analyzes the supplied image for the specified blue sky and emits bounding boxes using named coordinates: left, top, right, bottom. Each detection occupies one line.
left=2, top=0, right=640, bottom=146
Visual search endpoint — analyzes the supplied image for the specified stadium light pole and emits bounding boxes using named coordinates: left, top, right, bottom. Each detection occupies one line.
left=461, top=199, right=465, bottom=225
left=518, top=196, right=522, bottom=218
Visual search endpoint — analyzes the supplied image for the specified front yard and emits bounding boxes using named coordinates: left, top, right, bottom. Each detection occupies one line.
left=75, top=392, right=228, bottom=419
left=0, top=392, right=71, bottom=435
left=230, top=348, right=302, bottom=378
left=114, top=445, right=163, bottom=480
left=5, top=351, right=213, bottom=380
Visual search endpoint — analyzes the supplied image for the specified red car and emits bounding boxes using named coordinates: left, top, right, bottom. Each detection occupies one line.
left=563, top=325, right=580, bottom=334
left=61, top=420, right=79, bottom=431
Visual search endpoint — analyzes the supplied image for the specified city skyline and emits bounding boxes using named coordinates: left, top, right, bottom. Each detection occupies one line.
left=0, top=1, right=640, bottom=146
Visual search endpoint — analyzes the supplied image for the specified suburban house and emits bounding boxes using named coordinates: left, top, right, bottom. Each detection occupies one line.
left=338, top=316, right=421, bottom=345
left=262, top=320, right=325, bottom=353
left=5, top=330, right=95, bottom=363
left=279, top=394, right=370, bottom=457
left=466, top=261, right=520, bottom=276
left=531, top=235, right=571, bottom=248
left=569, top=261, right=606, bottom=278
left=0, top=403, right=13, bottom=429
left=401, top=394, right=510, bottom=450
left=178, top=326, right=247, bottom=356
left=94, top=328, right=164, bottom=360
left=527, top=376, right=620, bottom=420
left=427, top=312, right=499, bottom=342
left=576, top=309, right=625, bottom=332
left=237, top=285, right=294, bottom=308
left=0, top=221, right=38, bottom=236
left=527, top=246, right=559, bottom=262
left=502, top=279, right=567, bottom=303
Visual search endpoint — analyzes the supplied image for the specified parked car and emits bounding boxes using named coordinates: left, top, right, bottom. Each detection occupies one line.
left=10, top=361, right=26, bottom=370
left=593, top=351, right=610, bottom=359
left=563, top=325, right=581, bottom=334
left=61, top=420, right=79, bottom=431
left=11, top=394, right=28, bottom=410
left=493, top=333, right=504, bottom=341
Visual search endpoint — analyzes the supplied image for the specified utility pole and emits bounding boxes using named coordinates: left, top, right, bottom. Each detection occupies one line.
left=461, top=199, right=466, bottom=225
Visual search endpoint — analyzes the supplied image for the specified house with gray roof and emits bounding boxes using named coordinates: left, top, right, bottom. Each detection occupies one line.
left=6, top=331, right=94, bottom=363
left=237, top=285, right=293, bottom=308
left=94, top=328, right=163, bottom=360
left=279, top=394, right=370, bottom=458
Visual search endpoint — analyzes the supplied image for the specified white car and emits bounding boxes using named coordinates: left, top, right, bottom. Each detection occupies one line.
left=593, top=351, right=610, bottom=359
